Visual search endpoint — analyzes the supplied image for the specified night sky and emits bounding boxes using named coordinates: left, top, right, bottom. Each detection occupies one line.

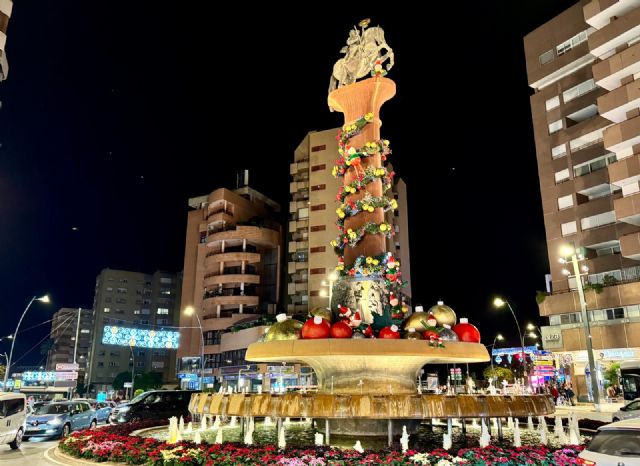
left=0, top=2, right=577, bottom=366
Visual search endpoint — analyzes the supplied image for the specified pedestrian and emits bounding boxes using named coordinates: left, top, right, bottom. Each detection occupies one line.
left=565, top=384, right=575, bottom=406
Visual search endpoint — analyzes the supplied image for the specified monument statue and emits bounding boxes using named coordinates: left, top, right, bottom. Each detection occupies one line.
left=329, top=19, right=394, bottom=93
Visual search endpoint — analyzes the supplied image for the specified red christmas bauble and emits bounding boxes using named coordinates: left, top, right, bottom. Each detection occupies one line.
left=301, top=316, right=331, bottom=339
left=379, top=325, right=401, bottom=339
left=330, top=321, right=353, bottom=339
left=422, top=329, right=439, bottom=340
left=453, top=318, right=481, bottom=343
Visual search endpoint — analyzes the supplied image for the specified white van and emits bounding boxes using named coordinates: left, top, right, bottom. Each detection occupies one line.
left=0, top=393, right=26, bottom=449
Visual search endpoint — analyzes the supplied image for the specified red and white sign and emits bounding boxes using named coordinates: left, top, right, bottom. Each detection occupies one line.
left=55, top=371, right=79, bottom=381
left=56, top=363, right=79, bottom=371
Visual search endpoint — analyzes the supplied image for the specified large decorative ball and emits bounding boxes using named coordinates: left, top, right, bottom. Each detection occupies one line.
left=453, top=318, right=481, bottom=343
left=264, top=319, right=303, bottom=342
left=330, top=321, right=353, bottom=339
left=404, top=307, right=429, bottom=331
left=310, top=307, right=333, bottom=323
left=379, top=325, right=401, bottom=339
left=438, top=325, right=459, bottom=342
left=301, top=316, right=331, bottom=339
left=405, top=328, right=422, bottom=340
left=428, top=301, right=457, bottom=327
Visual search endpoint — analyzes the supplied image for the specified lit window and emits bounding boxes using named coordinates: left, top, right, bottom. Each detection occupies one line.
left=563, top=79, right=596, bottom=103
left=554, top=168, right=570, bottom=184
left=545, top=96, right=560, bottom=111
left=551, top=144, right=566, bottom=159
left=548, top=119, right=563, bottom=134
left=558, top=194, right=574, bottom=210
left=157, top=308, right=169, bottom=315
left=561, top=221, right=577, bottom=236
left=104, top=307, right=110, bottom=313
left=80, top=329, right=90, bottom=334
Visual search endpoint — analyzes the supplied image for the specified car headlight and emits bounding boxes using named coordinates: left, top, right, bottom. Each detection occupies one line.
left=48, top=417, right=63, bottom=426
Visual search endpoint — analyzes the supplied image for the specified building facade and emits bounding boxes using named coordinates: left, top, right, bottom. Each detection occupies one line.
left=525, top=0, right=640, bottom=398
left=46, top=308, right=94, bottom=385
left=0, top=0, right=12, bottom=81
left=177, top=185, right=282, bottom=384
left=86, top=269, right=182, bottom=393
left=287, top=129, right=412, bottom=313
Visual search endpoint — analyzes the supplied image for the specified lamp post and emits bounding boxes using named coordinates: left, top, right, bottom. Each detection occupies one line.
left=493, top=297, right=527, bottom=386
left=559, top=245, right=601, bottom=408
left=3, top=294, right=50, bottom=388
left=489, top=334, right=504, bottom=375
left=319, top=272, right=339, bottom=309
left=238, top=365, right=251, bottom=393
left=184, top=306, right=204, bottom=390
left=129, top=343, right=135, bottom=400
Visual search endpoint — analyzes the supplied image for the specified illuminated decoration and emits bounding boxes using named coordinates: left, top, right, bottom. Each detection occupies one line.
left=102, top=325, right=180, bottom=349
left=22, top=371, right=57, bottom=382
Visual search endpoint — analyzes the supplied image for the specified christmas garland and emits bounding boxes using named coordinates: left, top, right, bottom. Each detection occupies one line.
left=331, top=221, right=393, bottom=251
left=335, top=252, right=404, bottom=287
left=336, top=166, right=394, bottom=203
left=332, top=140, right=391, bottom=177
left=335, top=195, right=397, bottom=227
left=337, top=112, right=374, bottom=146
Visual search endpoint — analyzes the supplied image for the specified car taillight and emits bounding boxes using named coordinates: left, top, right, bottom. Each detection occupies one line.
left=576, top=458, right=596, bottom=465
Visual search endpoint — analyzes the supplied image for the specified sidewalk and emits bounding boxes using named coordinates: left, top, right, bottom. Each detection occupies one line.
left=554, top=402, right=623, bottom=422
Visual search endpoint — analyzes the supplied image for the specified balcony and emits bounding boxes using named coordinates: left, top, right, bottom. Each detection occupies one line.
left=204, top=252, right=261, bottom=268
left=621, top=231, right=640, bottom=258
left=288, top=240, right=308, bottom=251
left=574, top=167, right=612, bottom=196
left=604, top=116, right=640, bottom=157
left=287, top=282, right=308, bottom=294
left=593, top=41, right=640, bottom=90
left=581, top=222, right=619, bottom=247
left=539, top=280, right=640, bottom=315
left=598, top=79, right=640, bottom=122
left=588, top=6, right=640, bottom=58
left=290, top=161, right=309, bottom=175
left=203, top=295, right=259, bottom=308
left=608, top=153, right=640, bottom=185
left=614, top=192, right=640, bottom=224
left=206, top=212, right=234, bottom=225
left=204, top=274, right=260, bottom=288
left=584, top=0, right=640, bottom=29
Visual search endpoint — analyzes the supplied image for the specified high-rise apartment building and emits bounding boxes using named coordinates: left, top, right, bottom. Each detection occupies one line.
left=86, top=269, right=182, bottom=393
left=177, top=184, right=281, bottom=380
left=288, top=130, right=412, bottom=312
left=525, top=0, right=640, bottom=397
left=0, top=0, right=12, bottom=81
left=46, top=308, right=93, bottom=385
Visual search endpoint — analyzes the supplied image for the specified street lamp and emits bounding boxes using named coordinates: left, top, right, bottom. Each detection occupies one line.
left=184, top=306, right=204, bottom=390
left=489, top=334, right=504, bottom=375
left=0, top=335, right=13, bottom=342
left=129, top=343, right=135, bottom=400
left=3, top=294, right=50, bottom=388
left=559, top=244, right=601, bottom=408
left=238, top=365, right=251, bottom=393
left=493, top=297, right=527, bottom=386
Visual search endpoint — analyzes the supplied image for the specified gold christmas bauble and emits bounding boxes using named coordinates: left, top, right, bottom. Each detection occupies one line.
left=405, top=329, right=423, bottom=340
left=310, top=307, right=333, bottom=323
left=404, top=310, right=429, bottom=331
left=428, top=301, right=457, bottom=327
left=264, top=319, right=303, bottom=341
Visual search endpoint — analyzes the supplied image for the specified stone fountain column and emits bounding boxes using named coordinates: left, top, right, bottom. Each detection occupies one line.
left=328, top=76, right=396, bottom=322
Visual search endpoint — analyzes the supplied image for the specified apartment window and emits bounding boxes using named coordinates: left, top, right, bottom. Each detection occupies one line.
left=580, top=210, right=616, bottom=230
left=136, top=362, right=145, bottom=368
left=157, top=318, right=168, bottom=325
left=311, top=164, right=326, bottom=172
left=561, top=221, right=577, bottom=236
left=104, top=297, right=112, bottom=303
left=552, top=144, right=567, bottom=159
left=563, top=79, right=596, bottom=103
left=310, top=268, right=326, bottom=275
left=152, top=361, right=165, bottom=369
left=546, top=96, right=560, bottom=111
left=554, top=168, right=570, bottom=184
left=310, top=290, right=320, bottom=297
left=549, top=315, right=561, bottom=326
left=134, top=309, right=141, bottom=315
left=141, top=308, right=150, bottom=315
left=569, top=128, right=605, bottom=152
left=310, top=246, right=326, bottom=253
left=108, top=362, right=119, bottom=367
left=103, top=307, right=110, bottom=313
left=160, top=277, right=173, bottom=284
left=140, top=320, right=149, bottom=325
left=548, top=119, right=563, bottom=134
left=558, top=194, right=574, bottom=210
left=114, top=309, right=125, bottom=314
left=80, top=329, right=90, bottom=334
left=310, top=204, right=326, bottom=211
left=97, top=362, right=104, bottom=367
left=556, top=30, right=588, bottom=57
left=596, top=244, right=621, bottom=256
left=311, top=184, right=326, bottom=191
left=298, top=207, right=309, bottom=219
left=628, top=305, right=640, bottom=318
left=120, top=279, right=128, bottom=283
left=106, top=287, right=113, bottom=292
left=573, top=153, right=616, bottom=177
left=98, top=350, right=105, bottom=357
left=157, top=308, right=169, bottom=315
left=622, top=182, right=640, bottom=197
left=539, top=49, right=554, bottom=65
left=606, top=308, right=625, bottom=320
left=116, top=298, right=127, bottom=304
left=310, top=225, right=326, bottom=232
left=311, top=145, right=326, bottom=152
left=117, top=287, right=127, bottom=294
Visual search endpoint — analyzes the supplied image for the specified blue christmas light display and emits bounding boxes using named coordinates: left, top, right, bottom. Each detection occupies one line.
left=101, top=325, right=180, bottom=349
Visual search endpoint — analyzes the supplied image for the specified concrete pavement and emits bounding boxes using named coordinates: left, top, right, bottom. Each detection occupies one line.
left=554, top=401, right=624, bottom=422
left=0, top=439, right=58, bottom=466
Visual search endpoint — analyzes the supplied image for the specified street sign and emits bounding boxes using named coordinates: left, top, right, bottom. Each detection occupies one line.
left=56, top=363, right=79, bottom=371
left=54, top=380, right=77, bottom=388
left=55, top=371, right=78, bottom=381
left=123, top=382, right=133, bottom=388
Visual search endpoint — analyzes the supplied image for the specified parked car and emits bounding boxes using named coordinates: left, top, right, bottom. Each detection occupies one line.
left=0, top=393, right=26, bottom=450
left=109, top=390, right=197, bottom=423
left=25, top=401, right=97, bottom=439
left=578, top=418, right=640, bottom=465
left=612, top=398, right=640, bottom=422
left=94, top=402, right=112, bottom=423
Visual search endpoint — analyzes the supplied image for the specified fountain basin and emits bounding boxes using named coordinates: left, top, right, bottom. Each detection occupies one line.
left=245, top=339, right=490, bottom=394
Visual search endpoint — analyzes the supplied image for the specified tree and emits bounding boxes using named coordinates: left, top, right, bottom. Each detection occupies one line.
left=0, top=365, right=5, bottom=381
left=134, top=388, right=144, bottom=398
left=112, top=371, right=132, bottom=390
left=75, top=383, right=87, bottom=396
left=483, top=366, right=515, bottom=384
left=135, top=372, right=163, bottom=391
left=604, top=362, right=621, bottom=388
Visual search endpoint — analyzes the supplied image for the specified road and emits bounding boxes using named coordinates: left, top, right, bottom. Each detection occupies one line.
left=0, top=439, right=59, bottom=466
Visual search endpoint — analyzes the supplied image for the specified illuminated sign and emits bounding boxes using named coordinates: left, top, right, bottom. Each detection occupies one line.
left=22, top=371, right=57, bottom=382
left=492, top=346, right=538, bottom=356
left=102, top=326, right=180, bottom=349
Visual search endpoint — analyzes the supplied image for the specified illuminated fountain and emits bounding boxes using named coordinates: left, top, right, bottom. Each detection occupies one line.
left=185, top=19, right=554, bottom=445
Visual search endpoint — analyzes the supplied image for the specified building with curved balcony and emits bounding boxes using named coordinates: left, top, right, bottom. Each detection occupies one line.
left=178, top=182, right=282, bottom=384
left=0, top=0, right=12, bottom=81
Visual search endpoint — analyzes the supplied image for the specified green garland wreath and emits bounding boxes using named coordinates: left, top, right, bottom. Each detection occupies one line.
left=338, top=112, right=374, bottom=146
left=331, top=221, right=393, bottom=251
left=336, top=166, right=393, bottom=203
left=332, top=140, right=391, bottom=178
left=335, top=194, right=398, bottom=227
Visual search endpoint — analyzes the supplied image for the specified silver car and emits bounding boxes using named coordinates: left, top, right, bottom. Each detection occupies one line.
left=579, top=419, right=640, bottom=466
left=613, top=398, right=640, bottom=422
